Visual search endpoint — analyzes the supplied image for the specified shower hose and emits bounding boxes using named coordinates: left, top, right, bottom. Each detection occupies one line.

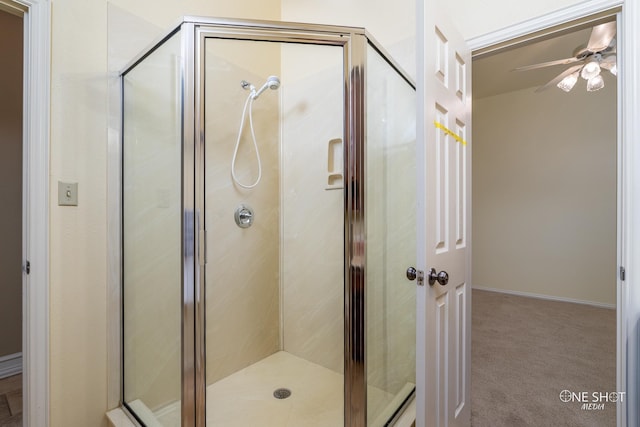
left=231, top=93, right=262, bottom=189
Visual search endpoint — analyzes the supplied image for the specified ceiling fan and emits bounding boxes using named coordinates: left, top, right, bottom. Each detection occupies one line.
left=513, top=21, right=617, bottom=93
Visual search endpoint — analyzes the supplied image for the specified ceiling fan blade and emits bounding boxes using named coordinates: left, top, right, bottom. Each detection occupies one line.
left=601, top=54, right=617, bottom=65
left=513, top=57, right=582, bottom=72
left=535, top=64, right=583, bottom=93
left=587, top=21, right=617, bottom=52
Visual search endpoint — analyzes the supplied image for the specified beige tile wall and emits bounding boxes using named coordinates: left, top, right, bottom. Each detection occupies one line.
left=204, top=39, right=282, bottom=385
left=280, top=43, right=345, bottom=374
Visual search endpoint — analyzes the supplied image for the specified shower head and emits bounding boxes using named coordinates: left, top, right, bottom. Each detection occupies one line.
left=265, top=75, right=281, bottom=90
left=252, top=75, right=281, bottom=99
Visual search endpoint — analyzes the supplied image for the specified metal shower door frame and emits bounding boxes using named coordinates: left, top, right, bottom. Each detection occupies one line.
left=186, top=18, right=368, bottom=427
left=120, top=16, right=413, bottom=427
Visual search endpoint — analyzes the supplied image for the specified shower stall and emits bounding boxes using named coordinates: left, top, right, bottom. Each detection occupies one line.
left=121, top=17, right=416, bottom=427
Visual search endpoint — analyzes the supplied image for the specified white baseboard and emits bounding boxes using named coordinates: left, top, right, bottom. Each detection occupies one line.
left=0, top=352, right=22, bottom=379
left=472, top=285, right=616, bottom=310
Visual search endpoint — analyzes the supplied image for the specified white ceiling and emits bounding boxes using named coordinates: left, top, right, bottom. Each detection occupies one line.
left=473, top=26, right=611, bottom=99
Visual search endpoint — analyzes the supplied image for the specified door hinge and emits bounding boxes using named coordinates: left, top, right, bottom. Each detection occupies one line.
left=620, top=266, right=626, bottom=281
left=25, top=261, right=30, bottom=275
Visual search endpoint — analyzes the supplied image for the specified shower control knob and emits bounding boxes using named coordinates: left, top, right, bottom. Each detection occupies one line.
left=234, top=204, right=255, bottom=228
left=428, top=268, right=449, bottom=286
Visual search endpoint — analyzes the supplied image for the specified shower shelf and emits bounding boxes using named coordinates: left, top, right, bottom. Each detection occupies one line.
left=326, top=137, right=344, bottom=190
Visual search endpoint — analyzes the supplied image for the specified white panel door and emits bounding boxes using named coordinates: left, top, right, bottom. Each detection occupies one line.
left=417, top=4, right=471, bottom=427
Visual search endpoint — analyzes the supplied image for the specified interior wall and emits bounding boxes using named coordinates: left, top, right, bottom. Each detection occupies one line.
left=281, top=43, right=345, bottom=374
left=0, top=10, right=23, bottom=359
left=281, top=0, right=416, bottom=80
left=472, top=80, right=617, bottom=306
left=442, top=0, right=591, bottom=40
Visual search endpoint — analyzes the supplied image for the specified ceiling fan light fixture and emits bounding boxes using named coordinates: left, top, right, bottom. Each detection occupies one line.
left=601, top=55, right=618, bottom=76
left=587, top=75, right=605, bottom=92
left=557, top=72, right=579, bottom=92
left=581, top=60, right=601, bottom=80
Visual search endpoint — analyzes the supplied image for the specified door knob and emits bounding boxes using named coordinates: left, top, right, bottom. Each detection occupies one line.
left=428, top=268, right=449, bottom=286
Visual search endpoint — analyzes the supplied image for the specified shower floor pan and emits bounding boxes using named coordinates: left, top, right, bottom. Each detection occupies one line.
left=147, top=351, right=411, bottom=426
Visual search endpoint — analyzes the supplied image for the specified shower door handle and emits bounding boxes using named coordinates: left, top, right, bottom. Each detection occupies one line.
left=428, top=268, right=449, bottom=286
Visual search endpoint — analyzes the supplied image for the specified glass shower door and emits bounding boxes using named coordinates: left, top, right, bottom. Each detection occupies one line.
left=201, top=35, right=346, bottom=426
left=365, top=43, right=417, bottom=426
left=122, top=30, right=183, bottom=426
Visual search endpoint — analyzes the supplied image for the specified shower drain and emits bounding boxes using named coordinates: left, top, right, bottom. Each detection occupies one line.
left=273, top=388, right=292, bottom=399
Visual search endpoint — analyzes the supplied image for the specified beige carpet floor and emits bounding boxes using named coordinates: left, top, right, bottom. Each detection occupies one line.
left=471, top=289, right=616, bottom=427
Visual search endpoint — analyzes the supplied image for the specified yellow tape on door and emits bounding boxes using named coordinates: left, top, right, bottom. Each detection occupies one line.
left=434, top=121, right=467, bottom=146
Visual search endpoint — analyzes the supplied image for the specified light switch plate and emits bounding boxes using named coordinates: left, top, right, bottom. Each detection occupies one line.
left=58, top=181, right=78, bottom=206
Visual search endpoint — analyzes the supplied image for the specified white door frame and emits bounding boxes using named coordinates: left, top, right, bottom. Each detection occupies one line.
left=466, top=1, right=639, bottom=426
left=1, top=0, right=51, bottom=425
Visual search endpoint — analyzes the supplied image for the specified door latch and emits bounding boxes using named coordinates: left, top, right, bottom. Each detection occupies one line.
left=406, top=267, right=425, bottom=286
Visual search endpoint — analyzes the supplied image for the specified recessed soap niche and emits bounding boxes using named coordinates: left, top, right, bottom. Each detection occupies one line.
left=326, top=137, right=343, bottom=190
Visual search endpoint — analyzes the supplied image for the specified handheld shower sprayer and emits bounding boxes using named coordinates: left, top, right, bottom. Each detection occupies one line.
left=232, top=75, right=281, bottom=189
left=241, top=76, right=281, bottom=100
